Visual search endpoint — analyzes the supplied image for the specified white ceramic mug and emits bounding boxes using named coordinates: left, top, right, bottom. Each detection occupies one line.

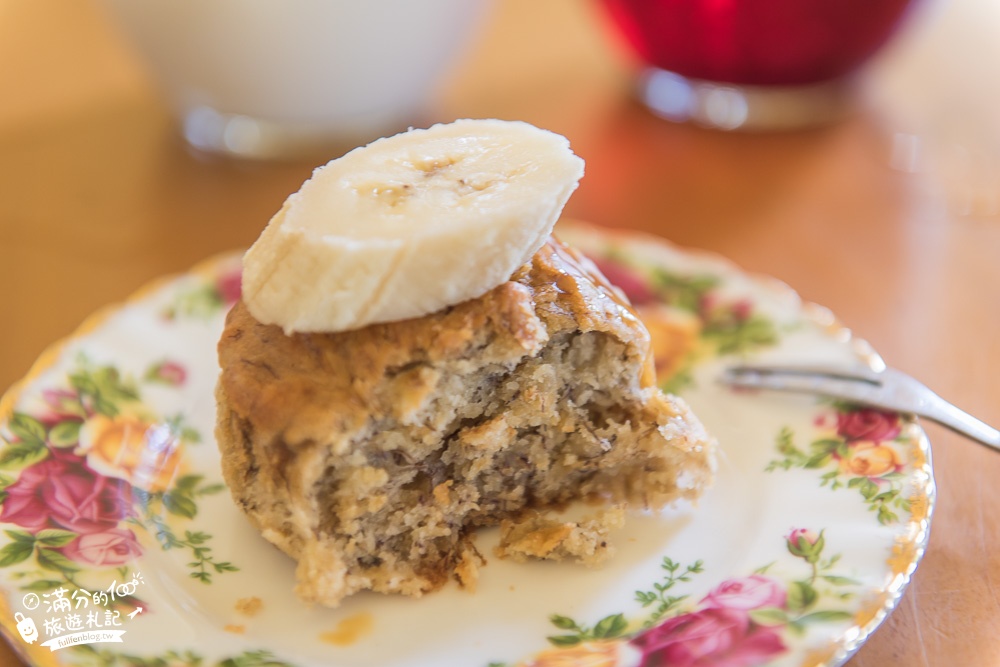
left=101, top=0, right=492, bottom=158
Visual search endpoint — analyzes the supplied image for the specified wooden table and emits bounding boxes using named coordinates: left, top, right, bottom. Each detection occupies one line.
left=1, top=0, right=998, bottom=664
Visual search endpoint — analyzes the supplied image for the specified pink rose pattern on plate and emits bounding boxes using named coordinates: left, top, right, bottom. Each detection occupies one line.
left=0, top=260, right=241, bottom=616
left=632, top=607, right=785, bottom=667
left=510, top=530, right=856, bottom=667
left=62, top=528, right=144, bottom=568
left=700, top=575, right=786, bottom=612
left=144, top=360, right=188, bottom=386
left=0, top=355, right=235, bottom=603
left=0, top=454, right=133, bottom=534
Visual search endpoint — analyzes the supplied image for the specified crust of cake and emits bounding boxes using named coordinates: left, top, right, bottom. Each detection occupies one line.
left=216, top=237, right=715, bottom=606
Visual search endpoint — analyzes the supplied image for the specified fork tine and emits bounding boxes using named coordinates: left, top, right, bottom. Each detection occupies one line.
left=724, top=363, right=884, bottom=385
left=721, top=366, right=891, bottom=408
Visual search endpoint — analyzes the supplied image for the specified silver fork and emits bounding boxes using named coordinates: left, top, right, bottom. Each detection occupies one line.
left=721, top=364, right=1000, bottom=452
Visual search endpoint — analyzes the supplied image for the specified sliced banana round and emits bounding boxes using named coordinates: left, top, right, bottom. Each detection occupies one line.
left=242, top=119, right=585, bottom=334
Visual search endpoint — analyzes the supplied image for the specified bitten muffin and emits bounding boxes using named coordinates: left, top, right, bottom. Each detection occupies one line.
left=216, top=237, right=715, bottom=607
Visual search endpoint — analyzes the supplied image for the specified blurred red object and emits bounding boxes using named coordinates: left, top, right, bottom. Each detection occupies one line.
left=597, top=0, right=920, bottom=129
left=600, top=0, right=916, bottom=86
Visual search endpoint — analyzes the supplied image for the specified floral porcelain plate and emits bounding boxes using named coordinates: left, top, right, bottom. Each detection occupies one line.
left=0, top=222, right=933, bottom=667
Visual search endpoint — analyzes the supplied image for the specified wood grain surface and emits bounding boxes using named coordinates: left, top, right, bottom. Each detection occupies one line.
left=1, top=0, right=999, bottom=665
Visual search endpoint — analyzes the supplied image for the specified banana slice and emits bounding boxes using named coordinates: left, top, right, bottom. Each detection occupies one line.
left=241, top=119, right=585, bottom=334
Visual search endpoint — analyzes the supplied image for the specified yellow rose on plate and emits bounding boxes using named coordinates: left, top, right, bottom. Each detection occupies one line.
left=79, top=414, right=184, bottom=492
left=636, top=304, right=701, bottom=382
left=840, top=442, right=900, bottom=478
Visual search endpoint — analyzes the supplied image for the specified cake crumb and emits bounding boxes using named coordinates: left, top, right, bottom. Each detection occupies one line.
left=224, top=624, right=245, bottom=634
left=494, top=507, right=625, bottom=566
left=321, top=613, right=374, bottom=647
left=235, top=596, right=263, bottom=617
left=453, top=546, right=484, bottom=592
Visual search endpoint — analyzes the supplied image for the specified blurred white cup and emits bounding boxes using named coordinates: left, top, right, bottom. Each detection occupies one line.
left=101, top=0, right=493, bottom=158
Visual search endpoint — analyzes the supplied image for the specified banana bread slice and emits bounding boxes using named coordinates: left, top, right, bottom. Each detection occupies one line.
left=215, top=237, right=715, bottom=607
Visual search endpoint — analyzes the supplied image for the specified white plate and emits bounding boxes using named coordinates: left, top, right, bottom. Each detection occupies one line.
left=0, top=223, right=933, bottom=667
